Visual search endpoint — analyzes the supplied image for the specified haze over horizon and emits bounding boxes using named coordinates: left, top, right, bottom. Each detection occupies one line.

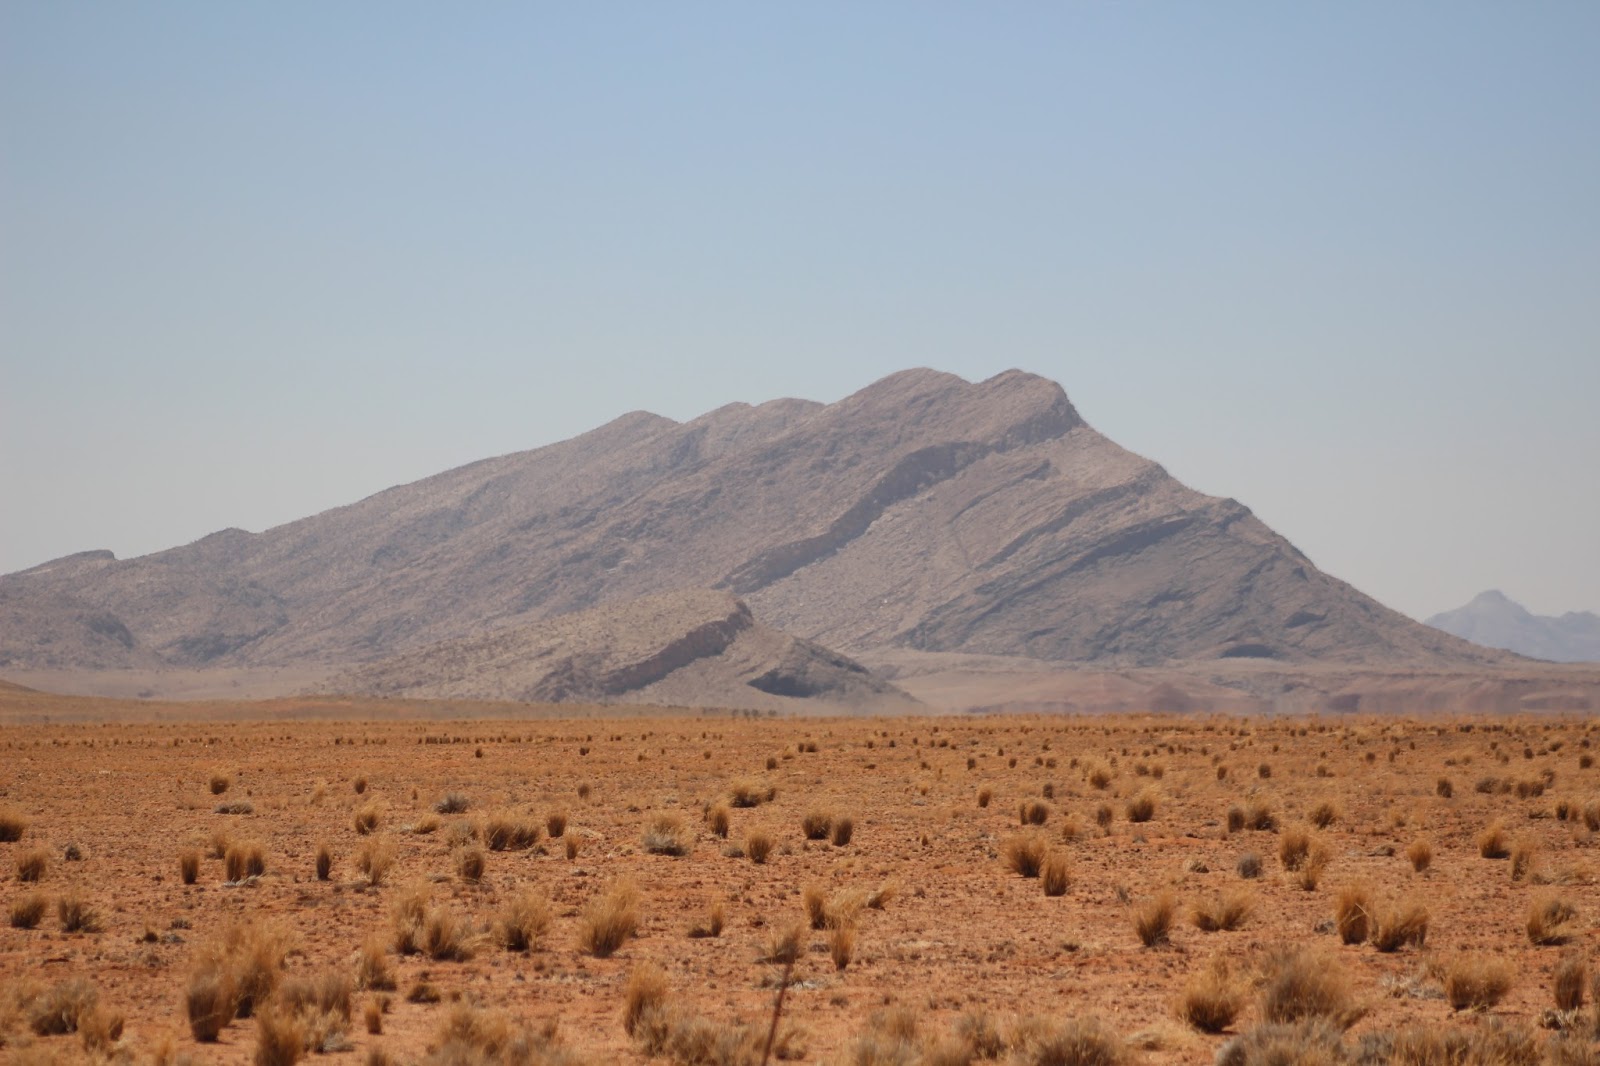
left=4, top=5, right=1597, bottom=622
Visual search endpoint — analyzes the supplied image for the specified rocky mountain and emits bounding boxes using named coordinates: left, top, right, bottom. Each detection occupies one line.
left=325, top=588, right=915, bottom=710
left=1428, top=591, right=1600, bottom=663
left=0, top=368, right=1508, bottom=683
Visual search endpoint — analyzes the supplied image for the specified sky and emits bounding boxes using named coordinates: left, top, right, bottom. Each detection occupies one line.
left=3, top=4, right=1597, bottom=621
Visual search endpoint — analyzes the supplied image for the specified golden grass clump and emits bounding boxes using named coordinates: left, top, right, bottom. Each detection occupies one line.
left=1019, top=799, right=1050, bottom=826
left=1133, top=892, right=1176, bottom=947
left=252, top=1006, right=307, bottom=1066
left=1041, top=852, right=1071, bottom=897
left=1442, top=954, right=1514, bottom=1011
left=728, top=779, right=775, bottom=808
left=455, top=846, right=486, bottom=885
left=353, top=804, right=380, bottom=835
left=1527, top=893, right=1579, bottom=946
left=1294, top=840, right=1331, bottom=891
left=483, top=813, right=541, bottom=852
left=1477, top=819, right=1510, bottom=859
left=1002, top=831, right=1049, bottom=878
left=10, top=891, right=47, bottom=929
left=1126, top=789, right=1157, bottom=823
left=1012, top=1016, right=1128, bottom=1065
left=831, top=816, right=855, bottom=847
left=1259, top=946, right=1363, bottom=1029
left=1178, top=958, right=1245, bottom=1034
left=15, top=848, right=47, bottom=883
left=623, top=963, right=669, bottom=1037
left=1246, top=799, right=1277, bottom=831
left=1554, top=954, right=1587, bottom=1012
left=804, top=885, right=828, bottom=930
left=356, top=936, right=395, bottom=991
left=1278, top=825, right=1311, bottom=870
left=1405, top=838, right=1432, bottom=874
left=1308, top=800, right=1340, bottom=828
left=180, top=848, right=201, bottom=885
left=545, top=809, right=568, bottom=838
left=495, top=889, right=551, bottom=952
left=1334, top=884, right=1371, bottom=945
left=830, top=922, right=857, bottom=971
left=58, top=892, right=103, bottom=933
left=643, top=812, right=693, bottom=856
left=706, top=804, right=731, bottom=838
left=186, top=967, right=238, bottom=1042
left=0, top=805, right=27, bottom=842
left=1509, top=838, right=1537, bottom=882
left=977, top=786, right=993, bottom=808
left=1192, top=888, right=1251, bottom=932
left=1370, top=897, right=1429, bottom=952
left=802, top=809, right=834, bottom=840
left=760, top=922, right=805, bottom=965
left=315, top=843, right=333, bottom=882
left=357, top=837, right=395, bottom=887
left=687, top=901, right=724, bottom=939
left=422, top=905, right=474, bottom=961
left=224, top=840, right=266, bottom=882
left=745, top=828, right=774, bottom=864
left=209, top=773, right=231, bottom=796
left=579, top=879, right=640, bottom=958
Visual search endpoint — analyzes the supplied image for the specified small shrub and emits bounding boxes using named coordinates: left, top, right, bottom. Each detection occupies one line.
left=729, top=780, right=774, bottom=808
left=1237, top=852, right=1263, bottom=880
left=26, top=977, right=99, bottom=1036
left=252, top=1006, right=306, bottom=1066
left=745, top=829, right=774, bottom=864
left=977, top=787, right=993, bottom=808
left=0, top=806, right=26, bottom=842
left=364, top=999, right=383, bottom=1035
left=16, top=848, right=48, bottom=883
left=1308, top=801, right=1340, bottom=829
left=831, top=816, right=854, bottom=846
left=210, top=773, right=231, bottom=796
left=687, top=902, right=724, bottom=939
left=1527, top=893, right=1579, bottom=946
left=760, top=923, right=804, bottom=965
left=356, top=937, right=395, bottom=991
left=496, top=889, right=550, bottom=952
left=707, top=804, right=731, bottom=838
left=546, top=810, right=568, bottom=838
left=623, top=964, right=668, bottom=1037
left=1246, top=799, right=1277, bottom=831
left=1442, top=954, right=1514, bottom=1010
left=643, top=812, right=692, bottom=856
left=1294, top=842, right=1330, bottom=891
left=315, top=843, right=333, bottom=882
left=1002, top=832, right=1048, bottom=878
left=1015, top=1016, right=1127, bottom=1065
left=58, top=893, right=103, bottom=933
left=579, top=880, right=640, bottom=958
left=10, top=891, right=47, bottom=929
left=225, top=840, right=266, bottom=881
left=1509, top=839, right=1537, bottom=882
left=1226, top=806, right=1246, bottom=833
left=1405, top=838, right=1432, bottom=874
left=1019, top=799, right=1050, bottom=826
left=565, top=835, right=581, bottom=860
left=1125, top=790, right=1156, bottom=823
left=1095, top=803, right=1114, bottom=829
left=180, top=849, right=201, bottom=885
left=484, top=814, right=540, bottom=852
left=1133, top=893, right=1175, bottom=947
left=1278, top=825, right=1311, bottom=871
left=802, top=810, right=834, bottom=840
left=353, top=804, right=380, bottom=835
left=422, top=905, right=474, bottom=961
left=1192, top=889, right=1251, bottom=932
left=1436, top=777, right=1453, bottom=798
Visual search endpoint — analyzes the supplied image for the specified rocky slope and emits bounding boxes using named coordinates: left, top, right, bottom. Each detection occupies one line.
left=324, top=588, right=914, bottom=711
left=0, top=368, right=1508, bottom=677
left=1428, top=590, right=1600, bottom=663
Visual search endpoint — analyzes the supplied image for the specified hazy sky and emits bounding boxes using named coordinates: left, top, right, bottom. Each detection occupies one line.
left=3, top=5, right=1597, bottom=621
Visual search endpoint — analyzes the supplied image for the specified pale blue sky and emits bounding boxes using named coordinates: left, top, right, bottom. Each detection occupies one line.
left=3, top=4, right=1597, bottom=620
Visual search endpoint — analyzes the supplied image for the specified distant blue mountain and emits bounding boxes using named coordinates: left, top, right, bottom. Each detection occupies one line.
left=1428, top=591, right=1600, bottom=663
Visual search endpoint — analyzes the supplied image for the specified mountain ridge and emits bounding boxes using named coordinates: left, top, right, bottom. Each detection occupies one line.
left=1428, top=591, right=1600, bottom=663
left=0, top=367, right=1509, bottom=679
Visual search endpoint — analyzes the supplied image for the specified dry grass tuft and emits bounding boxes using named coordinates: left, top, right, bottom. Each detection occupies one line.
left=209, top=773, right=231, bottom=796
left=356, top=936, right=395, bottom=991
left=1477, top=819, right=1510, bottom=859
left=830, top=922, right=857, bottom=971
left=1178, top=958, right=1244, bottom=1033
left=1041, top=851, right=1071, bottom=897
left=804, top=885, right=828, bottom=930
left=1259, top=946, right=1363, bottom=1029
left=687, top=901, right=724, bottom=939
left=57, top=892, right=103, bottom=933
left=1003, top=832, right=1049, bottom=878
left=642, top=812, right=693, bottom=856
left=760, top=922, right=805, bottom=965
left=1278, top=825, right=1311, bottom=871
left=15, top=848, right=47, bottom=883
left=745, top=828, right=774, bottom=864
left=495, top=889, right=550, bottom=952
left=802, top=810, right=834, bottom=840
left=1405, top=838, right=1432, bottom=874
left=26, top=977, right=99, bottom=1036
left=706, top=804, right=731, bottom=838
left=421, top=905, right=474, bottom=961
left=353, top=804, right=380, bottom=835
left=0, top=806, right=26, bottom=842
left=977, top=786, right=993, bottom=808
left=1509, top=839, right=1537, bottom=882
left=579, top=879, right=640, bottom=958
left=1236, top=852, right=1263, bottom=880
left=1133, top=892, right=1176, bottom=947
left=1246, top=799, right=1277, bottom=831
left=1126, top=789, right=1157, bottom=823
left=831, top=816, right=855, bottom=847
left=729, top=779, right=775, bottom=808
left=545, top=810, right=568, bottom=838
left=1442, top=954, right=1514, bottom=1011
left=253, top=1006, right=307, bottom=1066
left=1370, top=897, right=1429, bottom=952
left=1334, top=884, right=1371, bottom=945
left=224, top=840, right=266, bottom=882
left=1192, top=889, right=1251, bottom=932
left=434, top=792, right=470, bottom=814
left=1554, top=954, right=1587, bottom=1012
left=10, top=891, right=47, bottom=929
left=186, top=967, right=236, bottom=1041
left=1013, top=1015, right=1128, bottom=1065
left=180, top=848, right=201, bottom=885
left=623, top=964, right=669, bottom=1037
left=1308, top=800, right=1340, bottom=829
left=357, top=837, right=395, bottom=887
left=454, top=846, right=486, bottom=885
left=1527, top=893, right=1579, bottom=946
left=483, top=813, right=541, bottom=852
left=1019, top=799, right=1050, bottom=826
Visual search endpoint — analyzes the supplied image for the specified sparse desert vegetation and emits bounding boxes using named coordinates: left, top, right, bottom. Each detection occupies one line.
left=2, top=702, right=1599, bottom=1063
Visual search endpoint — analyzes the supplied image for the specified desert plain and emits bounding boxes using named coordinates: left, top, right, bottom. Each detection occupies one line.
left=3, top=683, right=1600, bottom=1065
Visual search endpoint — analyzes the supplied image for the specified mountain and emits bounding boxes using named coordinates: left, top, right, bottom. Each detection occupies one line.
left=1427, top=591, right=1600, bottom=663
left=324, top=588, right=916, bottom=710
left=0, top=368, right=1508, bottom=684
